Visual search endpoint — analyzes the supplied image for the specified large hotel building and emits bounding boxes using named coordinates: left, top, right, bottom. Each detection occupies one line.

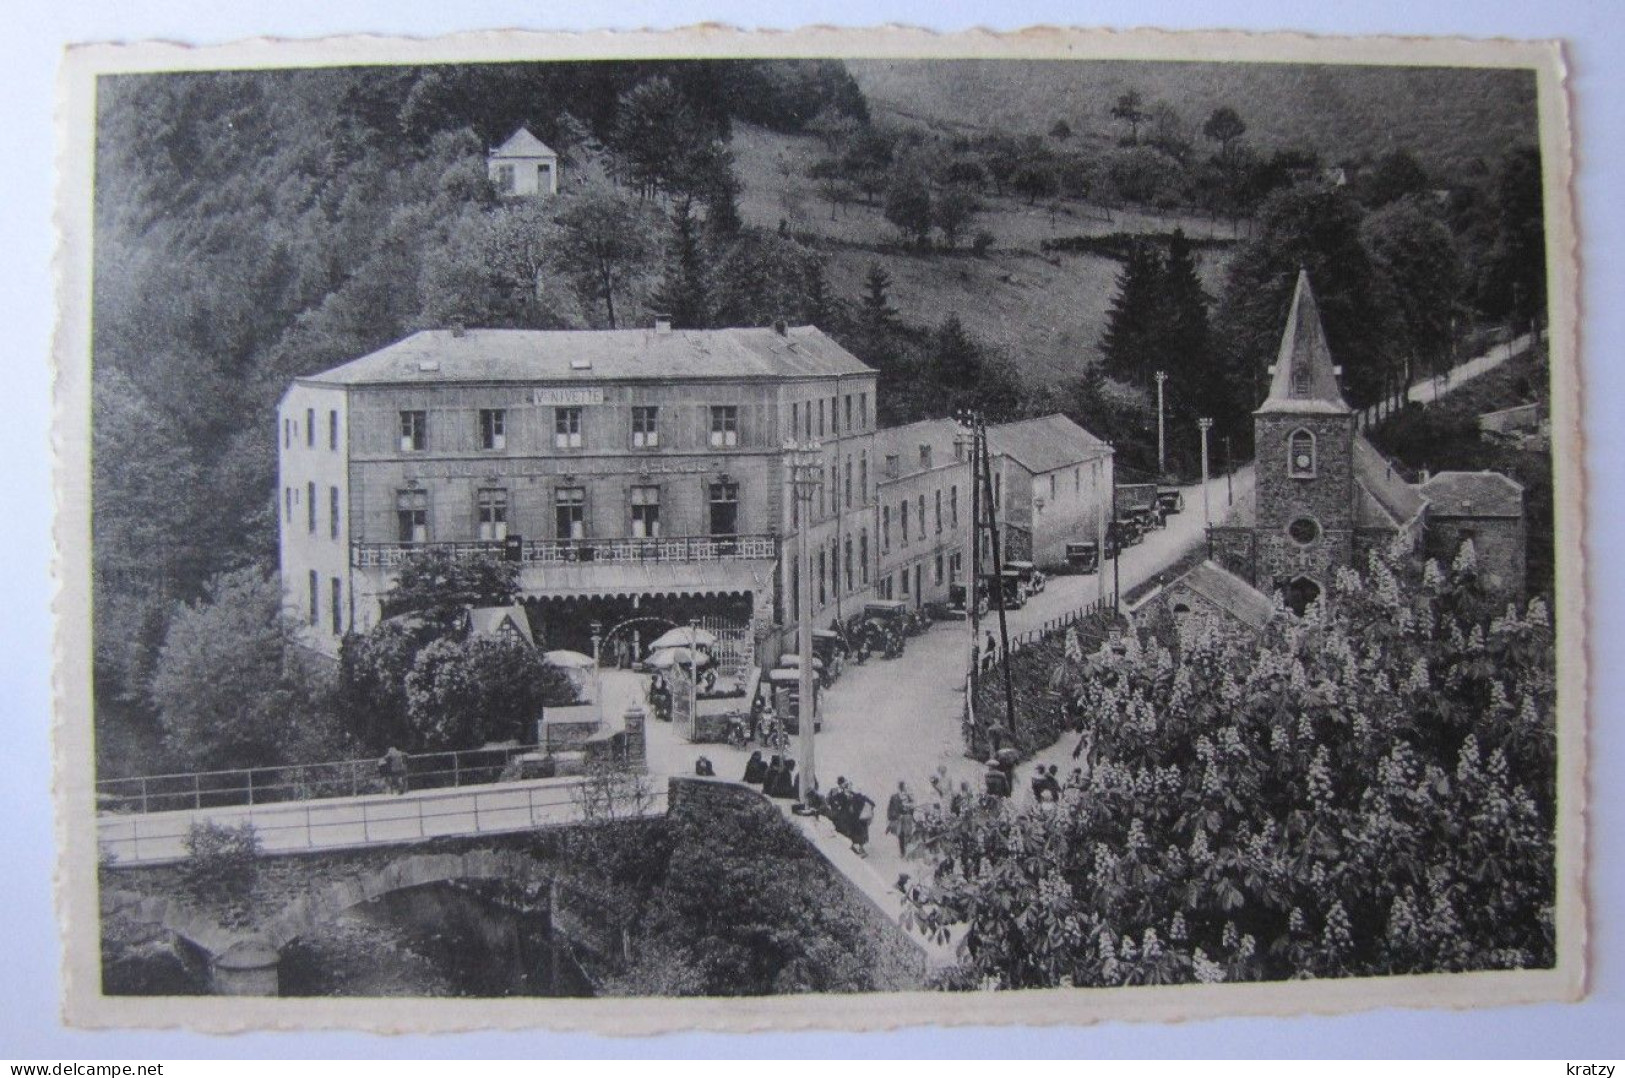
left=278, top=321, right=1113, bottom=658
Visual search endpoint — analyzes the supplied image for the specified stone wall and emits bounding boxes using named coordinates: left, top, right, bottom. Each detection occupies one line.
left=1426, top=515, right=1527, bottom=599
left=666, top=777, right=934, bottom=991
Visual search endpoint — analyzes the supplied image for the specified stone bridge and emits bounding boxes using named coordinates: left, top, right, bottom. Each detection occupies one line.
left=103, top=843, right=628, bottom=995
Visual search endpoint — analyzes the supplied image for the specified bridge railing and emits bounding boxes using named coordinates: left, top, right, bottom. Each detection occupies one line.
left=95, top=744, right=550, bottom=816
left=98, top=776, right=670, bottom=866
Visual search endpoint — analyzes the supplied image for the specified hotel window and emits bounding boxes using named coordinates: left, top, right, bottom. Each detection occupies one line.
left=844, top=535, right=854, bottom=592
left=283, top=418, right=290, bottom=449
left=860, top=452, right=868, bottom=503
left=307, top=481, right=316, bottom=534
left=791, top=402, right=799, bottom=440
left=284, top=486, right=293, bottom=523
left=399, top=410, right=426, bottom=452
left=308, top=571, right=319, bottom=627
left=951, top=485, right=959, bottom=527
left=632, top=406, right=659, bottom=448
left=496, top=164, right=515, bottom=192
left=330, top=410, right=339, bottom=451
left=935, top=489, right=943, bottom=534
left=860, top=530, right=869, bottom=584
left=480, top=409, right=506, bottom=451
left=844, top=395, right=853, bottom=433
left=817, top=399, right=825, bottom=438
left=555, top=487, right=586, bottom=539
left=708, top=482, right=738, bottom=536
left=306, top=408, right=315, bottom=448
left=396, top=490, right=428, bottom=543
left=830, top=396, right=839, bottom=435
left=917, top=495, right=926, bottom=540
left=804, top=401, right=812, bottom=440
left=844, top=457, right=853, bottom=509
left=554, top=407, right=583, bottom=449
left=330, top=486, right=340, bottom=540
left=1050, top=474, right=1057, bottom=499
left=859, top=392, right=868, bottom=430
left=900, top=567, right=910, bottom=596
left=900, top=500, right=910, bottom=547
left=631, top=486, right=661, bottom=537
left=817, top=548, right=827, bottom=606
left=331, top=577, right=343, bottom=636
left=1289, top=429, right=1317, bottom=478
left=1075, top=467, right=1081, bottom=494
left=882, top=505, right=891, bottom=552
left=709, top=405, right=739, bottom=447
left=935, top=553, right=944, bottom=586
left=477, top=488, right=509, bottom=541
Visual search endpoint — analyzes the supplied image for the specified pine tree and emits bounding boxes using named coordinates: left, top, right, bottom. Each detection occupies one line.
left=1099, top=239, right=1166, bottom=389
left=649, top=199, right=712, bottom=329
left=858, top=262, right=900, bottom=334
left=1158, top=229, right=1216, bottom=426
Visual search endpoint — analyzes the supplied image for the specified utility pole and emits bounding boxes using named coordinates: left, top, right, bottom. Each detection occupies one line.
left=1154, top=370, right=1168, bottom=478
left=1222, top=434, right=1233, bottom=507
left=976, top=426, right=1017, bottom=742
left=1199, top=418, right=1213, bottom=560
left=786, top=441, right=823, bottom=801
left=1097, top=449, right=1109, bottom=610
left=955, top=424, right=980, bottom=711
left=1111, top=464, right=1120, bottom=609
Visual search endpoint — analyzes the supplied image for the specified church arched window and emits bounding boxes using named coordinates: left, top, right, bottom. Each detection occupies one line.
left=1288, top=428, right=1316, bottom=478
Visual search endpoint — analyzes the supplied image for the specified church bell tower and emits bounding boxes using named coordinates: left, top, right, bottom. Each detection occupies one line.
left=1252, top=270, right=1357, bottom=613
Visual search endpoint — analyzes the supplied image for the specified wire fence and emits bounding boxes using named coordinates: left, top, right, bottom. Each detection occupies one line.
left=97, top=776, right=669, bottom=866
left=95, top=743, right=550, bottom=816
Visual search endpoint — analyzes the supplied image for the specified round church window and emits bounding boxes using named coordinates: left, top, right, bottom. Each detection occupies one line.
left=1288, top=517, right=1320, bottom=545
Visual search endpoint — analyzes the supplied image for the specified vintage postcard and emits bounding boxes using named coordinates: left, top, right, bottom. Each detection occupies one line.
left=54, top=26, right=1583, bottom=1033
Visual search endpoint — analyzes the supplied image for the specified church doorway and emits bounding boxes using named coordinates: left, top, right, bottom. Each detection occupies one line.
left=1286, top=576, right=1322, bottom=616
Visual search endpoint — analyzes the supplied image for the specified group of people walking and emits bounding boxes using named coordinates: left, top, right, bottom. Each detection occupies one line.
left=741, top=750, right=800, bottom=800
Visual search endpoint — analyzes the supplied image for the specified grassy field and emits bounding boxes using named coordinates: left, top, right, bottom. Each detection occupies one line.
left=729, top=123, right=1233, bottom=386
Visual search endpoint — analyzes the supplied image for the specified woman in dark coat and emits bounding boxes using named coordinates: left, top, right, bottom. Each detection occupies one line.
left=771, top=759, right=798, bottom=799
left=762, top=755, right=784, bottom=795
left=847, top=789, right=876, bottom=855
left=743, top=750, right=767, bottom=785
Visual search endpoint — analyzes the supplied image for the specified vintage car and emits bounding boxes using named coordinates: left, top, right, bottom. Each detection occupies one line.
left=983, top=570, right=1026, bottom=610
left=1109, top=517, right=1143, bottom=548
left=1066, top=541, right=1100, bottom=574
left=947, top=580, right=991, bottom=618
left=1005, top=560, right=1046, bottom=597
left=1157, top=488, right=1185, bottom=515
left=766, top=667, right=822, bottom=734
left=809, top=627, right=847, bottom=675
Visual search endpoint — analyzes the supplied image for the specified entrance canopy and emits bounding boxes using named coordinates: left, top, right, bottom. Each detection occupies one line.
left=518, top=561, right=767, bottom=602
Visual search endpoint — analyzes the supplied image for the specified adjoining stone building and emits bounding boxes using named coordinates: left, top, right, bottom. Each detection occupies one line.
left=985, top=414, right=1115, bottom=571
left=871, top=419, right=972, bottom=609
left=1148, top=270, right=1526, bottom=633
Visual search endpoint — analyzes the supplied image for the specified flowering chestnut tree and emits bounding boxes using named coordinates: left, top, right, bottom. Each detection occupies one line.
left=904, top=542, right=1556, bottom=988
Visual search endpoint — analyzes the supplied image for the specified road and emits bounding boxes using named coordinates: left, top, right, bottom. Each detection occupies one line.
left=649, top=466, right=1254, bottom=886
left=1359, top=332, right=1533, bottom=426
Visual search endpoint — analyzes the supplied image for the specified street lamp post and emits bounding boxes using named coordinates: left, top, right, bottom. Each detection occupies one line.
left=589, top=620, right=604, bottom=726
left=1223, top=435, right=1233, bottom=507
left=1154, top=370, right=1167, bottom=478
left=785, top=441, right=823, bottom=801
left=1198, top=418, right=1213, bottom=560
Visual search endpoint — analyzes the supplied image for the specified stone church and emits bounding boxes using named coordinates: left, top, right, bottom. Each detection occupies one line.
left=1144, top=270, right=1526, bottom=629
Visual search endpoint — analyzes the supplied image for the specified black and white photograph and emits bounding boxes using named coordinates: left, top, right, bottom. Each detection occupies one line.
left=53, top=26, right=1582, bottom=1032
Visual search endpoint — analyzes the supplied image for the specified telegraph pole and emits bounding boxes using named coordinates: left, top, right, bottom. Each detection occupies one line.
left=1154, top=370, right=1168, bottom=478
left=1199, top=418, right=1214, bottom=560
left=975, top=423, right=1017, bottom=741
left=786, top=441, right=823, bottom=801
left=1222, top=434, right=1233, bottom=507
left=955, top=423, right=981, bottom=709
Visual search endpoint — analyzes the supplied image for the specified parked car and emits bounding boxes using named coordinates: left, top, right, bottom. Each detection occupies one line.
left=861, top=599, right=910, bottom=658
left=1066, top=541, right=1100, bottom=574
left=1157, top=488, right=1185, bottom=515
left=947, top=580, right=991, bottom=618
left=1005, top=560, right=1046, bottom=597
left=983, top=570, right=1026, bottom=610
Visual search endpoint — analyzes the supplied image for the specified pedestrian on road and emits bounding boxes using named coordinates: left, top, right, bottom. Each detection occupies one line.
left=743, top=750, right=767, bottom=785
left=848, top=788, right=876, bottom=856
left=382, top=746, right=409, bottom=795
left=887, top=781, right=917, bottom=857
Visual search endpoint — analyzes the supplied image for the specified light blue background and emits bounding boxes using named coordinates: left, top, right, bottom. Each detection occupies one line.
left=5, top=0, right=1618, bottom=1059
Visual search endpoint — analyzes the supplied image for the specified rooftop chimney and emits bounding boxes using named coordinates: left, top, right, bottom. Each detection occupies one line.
left=653, top=314, right=672, bottom=334
left=450, top=321, right=466, bottom=338
left=773, top=319, right=788, bottom=336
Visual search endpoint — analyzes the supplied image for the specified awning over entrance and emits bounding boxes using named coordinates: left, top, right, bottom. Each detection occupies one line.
left=518, top=560, right=774, bottom=601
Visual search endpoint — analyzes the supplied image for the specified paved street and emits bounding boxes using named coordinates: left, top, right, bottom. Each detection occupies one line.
left=646, top=467, right=1254, bottom=886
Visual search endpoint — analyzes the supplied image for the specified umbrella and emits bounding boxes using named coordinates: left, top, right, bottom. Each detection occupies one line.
left=648, top=627, right=717, bottom=650
left=647, top=646, right=711, bottom=669
left=776, top=653, right=825, bottom=671
left=543, top=650, right=596, bottom=669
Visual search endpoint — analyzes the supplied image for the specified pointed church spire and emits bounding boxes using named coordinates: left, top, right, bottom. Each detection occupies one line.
left=1257, top=269, right=1350, bottom=415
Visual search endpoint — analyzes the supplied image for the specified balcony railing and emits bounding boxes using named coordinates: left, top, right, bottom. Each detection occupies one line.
left=352, top=533, right=779, bottom=569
